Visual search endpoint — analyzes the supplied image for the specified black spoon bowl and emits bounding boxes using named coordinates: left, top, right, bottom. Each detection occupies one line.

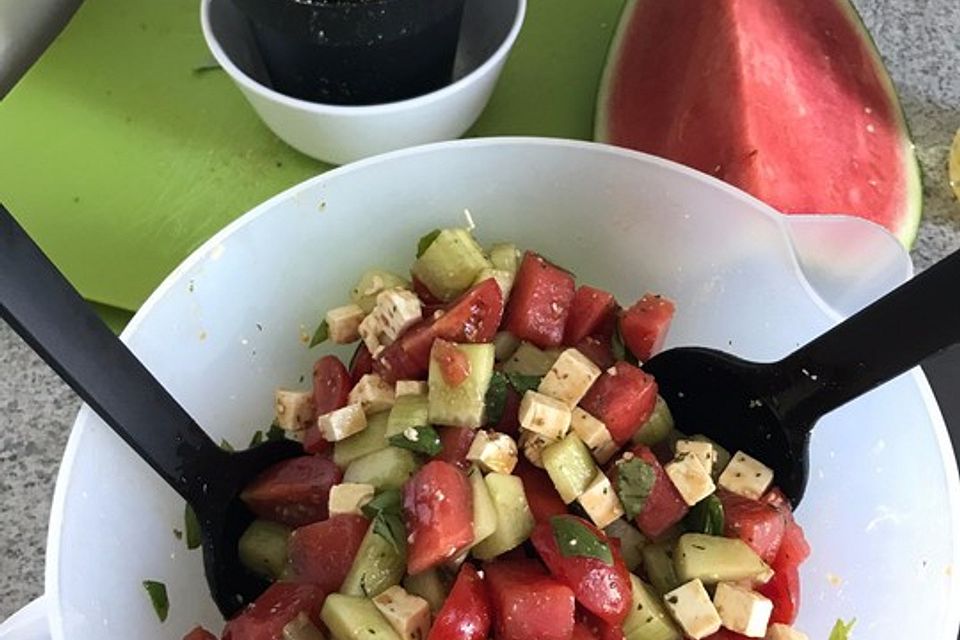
left=0, top=204, right=300, bottom=617
left=644, top=247, right=960, bottom=507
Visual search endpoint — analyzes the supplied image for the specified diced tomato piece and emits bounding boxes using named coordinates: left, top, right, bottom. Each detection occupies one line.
left=621, top=446, right=688, bottom=539
left=241, top=456, right=342, bottom=527
left=428, top=564, right=492, bottom=640
left=413, top=275, right=444, bottom=306
left=514, top=458, right=568, bottom=523
left=301, top=426, right=330, bottom=455
left=758, top=558, right=801, bottom=625
left=531, top=516, right=632, bottom=624
left=349, top=344, right=375, bottom=385
left=564, top=286, right=618, bottom=346
left=376, top=279, right=503, bottom=382
left=575, top=335, right=616, bottom=370
left=313, top=355, right=351, bottom=416
left=718, top=490, right=786, bottom=563
left=222, top=582, right=326, bottom=640
left=503, top=252, right=577, bottom=348
left=403, top=461, right=474, bottom=574
left=182, top=626, right=217, bottom=640
left=493, top=386, right=522, bottom=438
left=432, top=339, right=471, bottom=386
left=288, top=514, right=369, bottom=592
left=436, top=426, right=477, bottom=470
left=485, top=558, right=576, bottom=640
left=580, top=362, right=658, bottom=444
left=576, top=611, right=626, bottom=640
left=619, top=294, right=675, bottom=362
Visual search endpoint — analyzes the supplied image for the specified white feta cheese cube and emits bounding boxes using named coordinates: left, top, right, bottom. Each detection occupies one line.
left=328, top=482, right=375, bottom=516
left=578, top=472, right=624, bottom=529
left=274, top=389, right=316, bottom=431
left=675, top=439, right=719, bottom=477
left=570, top=408, right=618, bottom=464
left=359, top=288, right=423, bottom=355
left=665, top=452, right=717, bottom=506
left=714, top=582, right=773, bottom=638
left=325, top=303, right=365, bottom=344
left=765, top=623, right=810, bottom=640
left=372, top=585, right=431, bottom=640
left=395, top=380, right=429, bottom=397
left=519, top=429, right=558, bottom=468
left=538, top=348, right=602, bottom=408
left=518, top=391, right=572, bottom=440
left=663, top=579, right=722, bottom=640
left=317, top=403, right=367, bottom=441
left=718, top=451, right=775, bottom=500
left=466, top=430, right=519, bottom=475
left=348, top=373, right=396, bottom=414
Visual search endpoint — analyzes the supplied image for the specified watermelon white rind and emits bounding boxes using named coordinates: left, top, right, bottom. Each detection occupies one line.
left=595, top=0, right=922, bottom=247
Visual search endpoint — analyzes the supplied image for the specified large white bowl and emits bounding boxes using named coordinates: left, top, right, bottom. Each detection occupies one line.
left=3, top=139, right=958, bottom=640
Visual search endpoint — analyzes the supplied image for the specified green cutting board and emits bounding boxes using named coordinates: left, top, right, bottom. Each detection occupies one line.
left=0, top=0, right=625, bottom=311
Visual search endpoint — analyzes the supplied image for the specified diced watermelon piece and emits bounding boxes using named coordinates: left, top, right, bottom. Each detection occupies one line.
left=402, top=461, right=474, bottom=574
left=428, top=564, right=492, bottom=640
left=349, top=344, right=375, bottom=386
left=288, top=514, right=370, bottom=592
left=575, top=335, right=617, bottom=370
left=580, top=362, right=658, bottom=444
left=564, top=286, right=618, bottom=346
left=624, top=446, right=688, bottom=539
left=718, top=489, right=786, bottom=563
left=436, top=425, right=477, bottom=471
left=619, top=294, right=675, bottom=362
left=240, top=456, right=342, bottom=527
left=514, top=458, right=568, bottom=523
left=503, top=252, right=576, bottom=348
left=485, top=558, right=576, bottom=640
left=222, top=582, right=326, bottom=640
left=758, top=558, right=801, bottom=625
left=182, top=627, right=217, bottom=640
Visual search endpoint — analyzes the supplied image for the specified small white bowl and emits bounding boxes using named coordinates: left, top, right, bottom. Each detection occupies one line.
left=200, top=0, right=525, bottom=164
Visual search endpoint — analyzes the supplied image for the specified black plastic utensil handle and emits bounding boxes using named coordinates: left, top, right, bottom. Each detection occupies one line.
left=771, top=247, right=960, bottom=429
left=0, top=204, right=229, bottom=504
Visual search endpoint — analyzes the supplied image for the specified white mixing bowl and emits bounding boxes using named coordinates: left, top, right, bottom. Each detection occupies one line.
left=2, top=139, right=958, bottom=640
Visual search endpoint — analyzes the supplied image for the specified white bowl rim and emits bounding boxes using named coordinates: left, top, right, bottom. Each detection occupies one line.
left=43, top=137, right=960, bottom=639
left=199, top=0, right=527, bottom=116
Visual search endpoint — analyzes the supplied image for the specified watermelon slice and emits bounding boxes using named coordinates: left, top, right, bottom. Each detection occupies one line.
left=596, top=0, right=922, bottom=246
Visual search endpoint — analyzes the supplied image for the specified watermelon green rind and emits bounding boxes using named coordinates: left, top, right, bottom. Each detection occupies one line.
left=595, top=0, right=922, bottom=248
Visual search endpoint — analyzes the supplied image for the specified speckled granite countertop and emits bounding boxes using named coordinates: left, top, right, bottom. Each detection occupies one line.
left=1, top=0, right=959, bottom=623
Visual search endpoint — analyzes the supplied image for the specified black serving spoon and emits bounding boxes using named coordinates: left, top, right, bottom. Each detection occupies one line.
left=0, top=204, right=301, bottom=617
left=644, top=247, right=960, bottom=508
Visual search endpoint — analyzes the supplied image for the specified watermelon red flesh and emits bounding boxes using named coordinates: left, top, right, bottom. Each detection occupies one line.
left=596, top=0, right=922, bottom=245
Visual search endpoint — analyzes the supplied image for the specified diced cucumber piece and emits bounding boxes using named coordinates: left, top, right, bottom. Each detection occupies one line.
left=469, top=467, right=498, bottom=547
left=605, top=519, right=647, bottom=572
left=238, top=519, right=290, bottom=580
left=493, top=331, right=520, bottom=362
left=488, top=243, right=519, bottom=275
left=403, top=569, right=449, bottom=614
left=411, top=229, right=490, bottom=302
left=690, top=434, right=732, bottom=480
left=386, top=395, right=430, bottom=437
left=341, top=520, right=406, bottom=598
left=428, top=343, right=495, bottom=429
left=335, top=411, right=390, bottom=467
left=351, top=270, right=409, bottom=314
left=674, top=533, right=772, bottom=585
left=283, top=612, right=326, bottom=640
left=632, top=396, right=675, bottom=446
left=471, top=473, right=535, bottom=560
left=321, top=594, right=400, bottom=640
left=501, top=342, right=562, bottom=377
left=622, top=574, right=681, bottom=640
left=543, top=433, right=598, bottom=504
left=343, top=447, right=419, bottom=490
left=642, top=541, right=682, bottom=594
left=473, top=267, right=513, bottom=300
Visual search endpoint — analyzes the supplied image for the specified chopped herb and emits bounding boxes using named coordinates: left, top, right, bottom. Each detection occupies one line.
left=484, top=371, right=510, bottom=425
left=416, top=229, right=442, bottom=258
left=249, top=430, right=264, bottom=447
left=184, top=504, right=201, bottom=550
left=219, top=438, right=235, bottom=452
left=666, top=595, right=679, bottom=605
left=361, top=489, right=403, bottom=520
left=616, top=458, right=656, bottom=520
left=372, top=511, right=406, bottom=554
left=388, top=425, right=442, bottom=456
left=142, top=580, right=169, bottom=622
left=192, top=60, right=222, bottom=75
left=265, top=422, right=287, bottom=442
left=829, top=618, right=856, bottom=640
left=309, top=319, right=329, bottom=348
left=684, top=494, right=724, bottom=536
left=550, top=515, right=613, bottom=565
left=505, top=372, right=542, bottom=395
left=172, top=528, right=183, bottom=540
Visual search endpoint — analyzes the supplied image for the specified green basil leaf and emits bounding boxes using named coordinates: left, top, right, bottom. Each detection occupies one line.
left=484, top=371, right=509, bottom=425
left=616, top=458, right=657, bottom=520
left=684, top=494, right=725, bottom=535
left=551, top=515, right=613, bottom=565
left=416, top=228, right=442, bottom=258
left=142, top=580, right=169, bottom=622
left=361, top=489, right=403, bottom=519
left=309, top=319, right=329, bottom=348
left=505, top=372, right=542, bottom=395
left=248, top=430, right=264, bottom=447
left=265, top=422, right=287, bottom=442
left=219, top=438, right=235, bottom=452
left=828, top=618, right=856, bottom=640
left=388, top=425, right=443, bottom=456
left=184, top=503, right=201, bottom=550
left=372, top=511, right=407, bottom=554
